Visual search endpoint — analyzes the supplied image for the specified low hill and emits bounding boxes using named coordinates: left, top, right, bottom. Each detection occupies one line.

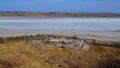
left=0, top=12, right=120, bottom=17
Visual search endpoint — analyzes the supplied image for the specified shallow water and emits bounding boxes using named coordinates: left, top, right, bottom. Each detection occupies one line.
left=0, top=17, right=120, bottom=30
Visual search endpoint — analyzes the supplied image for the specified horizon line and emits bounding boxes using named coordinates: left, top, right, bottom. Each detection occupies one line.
left=0, top=11, right=120, bottom=14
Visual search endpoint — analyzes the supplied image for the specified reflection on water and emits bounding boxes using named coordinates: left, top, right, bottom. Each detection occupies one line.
left=0, top=17, right=120, bottom=30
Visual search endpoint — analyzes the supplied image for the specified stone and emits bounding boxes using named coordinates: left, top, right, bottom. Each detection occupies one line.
left=44, top=37, right=60, bottom=43
left=29, top=40, right=41, bottom=46
left=68, top=44, right=75, bottom=48
left=77, top=40, right=89, bottom=50
left=81, top=44, right=89, bottom=50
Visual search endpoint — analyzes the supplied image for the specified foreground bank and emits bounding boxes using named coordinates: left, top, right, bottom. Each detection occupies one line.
left=0, top=34, right=120, bottom=68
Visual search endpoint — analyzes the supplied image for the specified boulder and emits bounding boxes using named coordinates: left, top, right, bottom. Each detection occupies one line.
left=77, top=40, right=89, bottom=50
left=43, top=37, right=60, bottom=43
left=68, top=44, right=75, bottom=48
left=29, top=40, right=41, bottom=46
left=81, top=44, right=89, bottom=50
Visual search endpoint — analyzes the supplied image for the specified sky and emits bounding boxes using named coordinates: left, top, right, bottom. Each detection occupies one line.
left=0, top=0, right=120, bottom=13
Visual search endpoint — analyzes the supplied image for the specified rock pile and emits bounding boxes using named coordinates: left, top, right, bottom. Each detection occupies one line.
left=29, top=37, right=89, bottom=50
left=44, top=37, right=89, bottom=50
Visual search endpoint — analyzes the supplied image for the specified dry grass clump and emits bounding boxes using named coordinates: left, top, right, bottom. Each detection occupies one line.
left=0, top=35, right=120, bottom=68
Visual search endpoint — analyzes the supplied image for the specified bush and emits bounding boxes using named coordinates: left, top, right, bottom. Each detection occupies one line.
left=98, top=54, right=120, bottom=68
left=0, top=37, right=4, bottom=43
left=0, top=59, right=13, bottom=68
left=4, top=35, right=31, bottom=42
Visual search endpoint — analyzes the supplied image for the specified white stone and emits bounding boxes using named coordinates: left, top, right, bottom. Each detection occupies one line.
left=29, top=40, right=41, bottom=46
left=43, top=37, right=89, bottom=50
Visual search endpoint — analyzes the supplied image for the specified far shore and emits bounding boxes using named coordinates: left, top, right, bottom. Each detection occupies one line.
left=0, top=12, right=120, bottom=17
left=0, top=28, right=120, bottom=42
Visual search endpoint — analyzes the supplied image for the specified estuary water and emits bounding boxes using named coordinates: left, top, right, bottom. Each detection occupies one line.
left=0, top=17, right=120, bottom=30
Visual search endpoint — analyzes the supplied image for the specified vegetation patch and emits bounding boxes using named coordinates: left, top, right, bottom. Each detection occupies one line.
left=0, top=34, right=120, bottom=68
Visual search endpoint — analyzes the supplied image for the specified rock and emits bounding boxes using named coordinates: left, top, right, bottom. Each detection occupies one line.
left=81, top=44, right=89, bottom=50
left=68, top=44, right=75, bottom=48
left=63, top=39, right=72, bottom=45
left=43, top=37, right=60, bottom=43
left=29, top=40, right=41, bottom=46
left=43, top=37, right=89, bottom=50
left=77, top=40, right=89, bottom=50
left=49, top=37, right=60, bottom=43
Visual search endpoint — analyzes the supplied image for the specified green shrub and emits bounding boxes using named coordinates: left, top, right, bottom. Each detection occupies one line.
left=4, top=35, right=31, bottom=42
left=0, top=37, right=4, bottom=43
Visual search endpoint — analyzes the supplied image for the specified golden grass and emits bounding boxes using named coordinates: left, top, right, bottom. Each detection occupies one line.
left=0, top=40, right=120, bottom=68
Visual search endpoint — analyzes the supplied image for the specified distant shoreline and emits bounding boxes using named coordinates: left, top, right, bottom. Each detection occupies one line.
left=0, top=12, right=120, bottom=17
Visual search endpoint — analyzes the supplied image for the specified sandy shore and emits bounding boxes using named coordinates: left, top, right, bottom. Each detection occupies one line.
left=0, top=28, right=120, bottom=42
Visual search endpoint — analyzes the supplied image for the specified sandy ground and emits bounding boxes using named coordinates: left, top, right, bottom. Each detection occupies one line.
left=0, top=28, right=120, bottom=42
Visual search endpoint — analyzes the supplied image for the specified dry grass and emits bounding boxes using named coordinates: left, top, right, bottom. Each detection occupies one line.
left=0, top=37, right=120, bottom=68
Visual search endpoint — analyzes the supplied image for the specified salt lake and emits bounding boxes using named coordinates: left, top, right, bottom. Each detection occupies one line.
left=0, top=17, right=120, bottom=30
